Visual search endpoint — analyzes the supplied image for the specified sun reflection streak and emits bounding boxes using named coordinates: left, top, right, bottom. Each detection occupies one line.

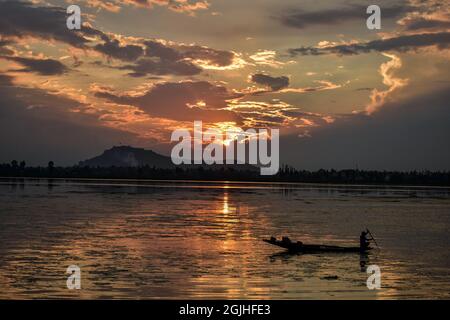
left=223, top=191, right=230, bottom=215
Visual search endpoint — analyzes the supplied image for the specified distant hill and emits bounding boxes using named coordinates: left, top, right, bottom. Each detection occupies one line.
left=78, top=146, right=258, bottom=171
left=79, top=146, right=175, bottom=168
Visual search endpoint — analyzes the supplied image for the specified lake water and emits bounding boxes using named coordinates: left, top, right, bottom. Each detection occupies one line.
left=0, top=178, right=449, bottom=299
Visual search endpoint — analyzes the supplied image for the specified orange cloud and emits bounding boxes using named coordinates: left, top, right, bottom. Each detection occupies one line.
left=366, top=53, right=408, bottom=114
left=80, top=0, right=210, bottom=14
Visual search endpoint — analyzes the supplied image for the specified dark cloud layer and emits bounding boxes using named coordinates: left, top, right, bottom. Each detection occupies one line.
left=251, top=73, right=290, bottom=91
left=176, top=44, right=235, bottom=67
left=289, top=32, right=450, bottom=56
left=403, top=18, right=450, bottom=31
left=280, top=4, right=407, bottom=29
left=0, top=0, right=102, bottom=47
left=120, top=58, right=202, bottom=77
left=117, top=40, right=237, bottom=77
left=2, top=56, right=69, bottom=75
left=0, top=1, right=236, bottom=77
left=0, top=0, right=136, bottom=64
left=95, top=38, right=144, bottom=62
left=95, top=81, right=242, bottom=123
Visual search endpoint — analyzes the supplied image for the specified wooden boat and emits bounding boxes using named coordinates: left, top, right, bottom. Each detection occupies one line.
left=263, top=237, right=371, bottom=253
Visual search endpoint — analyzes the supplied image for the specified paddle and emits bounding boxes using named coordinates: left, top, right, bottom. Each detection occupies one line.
left=366, top=228, right=379, bottom=248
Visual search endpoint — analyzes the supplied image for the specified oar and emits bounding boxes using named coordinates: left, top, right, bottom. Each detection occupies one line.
left=366, top=228, right=379, bottom=248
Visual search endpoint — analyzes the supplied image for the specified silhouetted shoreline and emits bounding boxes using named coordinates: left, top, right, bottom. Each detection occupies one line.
left=1, top=163, right=449, bottom=186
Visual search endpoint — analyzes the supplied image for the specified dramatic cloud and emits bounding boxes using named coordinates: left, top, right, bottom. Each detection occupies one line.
left=76, top=0, right=121, bottom=12
left=366, top=53, right=408, bottom=114
left=94, top=79, right=340, bottom=128
left=0, top=0, right=131, bottom=62
left=94, top=81, right=242, bottom=123
left=145, top=40, right=182, bottom=61
left=289, top=32, right=450, bottom=56
left=120, top=57, right=202, bottom=77
left=0, top=73, right=141, bottom=166
left=175, top=44, right=236, bottom=67
left=95, top=38, right=145, bottom=62
left=95, top=39, right=238, bottom=77
left=281, top=87, right=450, bottom=171
left=240, top=79, right=343, bottom=95
left=0, top=1, right=237, bottom=78
left=403, top=17, right=450, bottom=31
left=81, top=0, right=210, bottom=14
left=249, top=50, right=286, bottom=68
left=0, top=0, right=102, bottom=47
left=281, top=80, right=343, bottom=93
left=115, top=40, right=236, bottom=77
left=1, top=56, right=69, bottom=75
left=227, top=100, right=332, bottom=128
left=250, top=73, right=290, bottom=91
left=396, top=3, right=450, bottom=32
left=144, top=40, right=236, bottom=67
left=280, top=4, right=407, bottom=29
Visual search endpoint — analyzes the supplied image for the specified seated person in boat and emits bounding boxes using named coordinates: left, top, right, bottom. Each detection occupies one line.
left=280, top=237, right=303, bottom=247
left=281, top=236, right=292, bottom=244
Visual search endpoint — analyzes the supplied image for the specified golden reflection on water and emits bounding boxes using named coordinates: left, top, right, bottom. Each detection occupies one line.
left=188, top=190, right=271, bottom=299
left=223, top=191, right=230, bottom=215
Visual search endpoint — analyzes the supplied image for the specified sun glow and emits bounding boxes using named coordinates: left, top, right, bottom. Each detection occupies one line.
left=209, top=122, right=243, bottom=146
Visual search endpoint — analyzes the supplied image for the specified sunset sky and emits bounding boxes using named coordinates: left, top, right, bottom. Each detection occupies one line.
left=0, top=0, right=449, bottom=170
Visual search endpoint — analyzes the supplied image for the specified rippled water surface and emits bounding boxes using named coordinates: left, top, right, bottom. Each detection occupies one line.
left=0, top=178, right=449, bottom=299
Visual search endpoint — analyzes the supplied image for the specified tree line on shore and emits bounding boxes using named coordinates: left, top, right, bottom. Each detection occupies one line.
left=0, top=160, right=449, bottom=186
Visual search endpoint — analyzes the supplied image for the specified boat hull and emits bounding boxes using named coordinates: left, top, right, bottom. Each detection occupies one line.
left=263, top=239, right=370, bottom=253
